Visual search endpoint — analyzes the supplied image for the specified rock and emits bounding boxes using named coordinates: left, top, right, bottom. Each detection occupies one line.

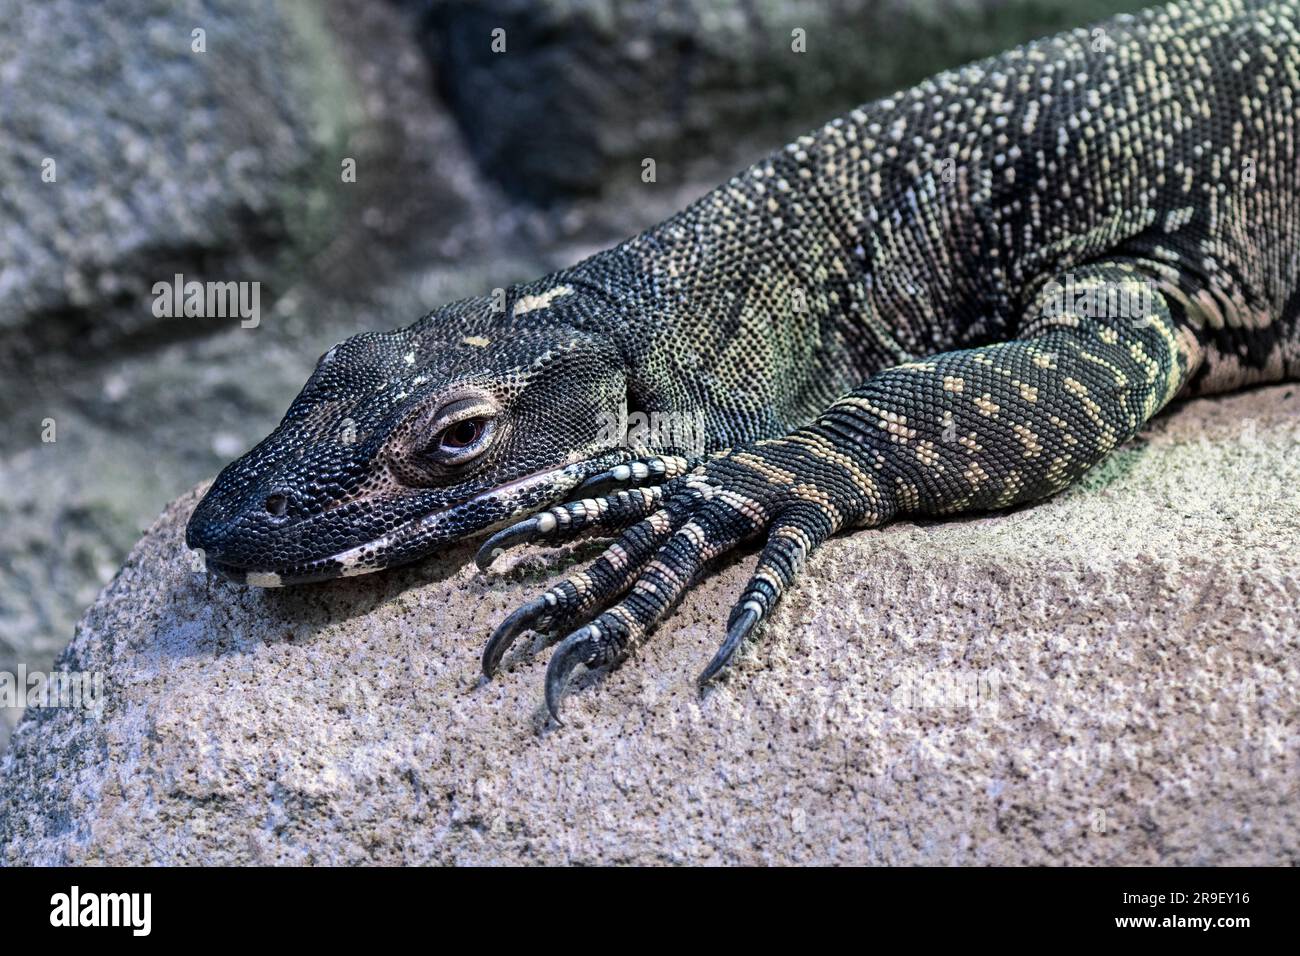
left=412, top=0, right=1153, bottom=203
left=0, top=0, right=516, bottom=753
left=0, top=0, right=351, bottom=357
left=2, top=385, right=1297, bottom=865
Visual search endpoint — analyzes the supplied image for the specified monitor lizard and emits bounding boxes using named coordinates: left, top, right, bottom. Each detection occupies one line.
left=187, top=0, right=1300, bottom=719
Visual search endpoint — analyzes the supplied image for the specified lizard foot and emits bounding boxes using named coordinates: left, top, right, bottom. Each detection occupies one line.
left=484, top=445, right=866, bottom=720
left=542, top=494, right=834, bottom=719
left=474, top=454, right=698, bottom=572
left=480, top=501, right=686, bottom=677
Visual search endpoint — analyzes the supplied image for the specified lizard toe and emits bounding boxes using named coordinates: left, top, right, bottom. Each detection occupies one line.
left=475, top=485, right=667, bottom=571
left=544, top=625, right=606, bottom=723
left=538, top=481, right=764, bottom=717
left=575, top=454, right=696, bottom=495
left=480, top=506, right=682, bottom=677
left=700, top=505, right=832, bottom=684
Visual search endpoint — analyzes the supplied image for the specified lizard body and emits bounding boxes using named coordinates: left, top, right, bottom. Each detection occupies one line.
left=188, top=0, right=1300, bottom=717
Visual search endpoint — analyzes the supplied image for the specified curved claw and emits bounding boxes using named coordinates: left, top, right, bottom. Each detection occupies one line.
left=475, top=516, right=547, bottom=571
left=698, top=604, right=761, bottom=685
left=544, top=626, right=599, bottom=723
left=481, top=595, right=549, bottom=678
left=576, top=463, right=634, bottom=494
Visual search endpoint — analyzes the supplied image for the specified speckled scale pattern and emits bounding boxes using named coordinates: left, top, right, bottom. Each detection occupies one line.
left=188, top=0, right=1300, bottom=711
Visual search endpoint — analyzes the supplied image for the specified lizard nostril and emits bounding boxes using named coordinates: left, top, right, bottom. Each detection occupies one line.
left=263, top=494, right=289, bottom=517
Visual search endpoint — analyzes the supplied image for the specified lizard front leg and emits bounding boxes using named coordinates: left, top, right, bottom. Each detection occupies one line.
left=485, top=260, right=1204, bottom=719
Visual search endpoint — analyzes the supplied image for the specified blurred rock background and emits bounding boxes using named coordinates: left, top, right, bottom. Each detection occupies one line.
left=0, top=0, right=1150, bottom=753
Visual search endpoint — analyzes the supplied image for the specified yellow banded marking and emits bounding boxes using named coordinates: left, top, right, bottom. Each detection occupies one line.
left=782, top=433, right=881, bottom=502
left=732, top=451, right=797, bottom=486
left=512, top=285, right=574, bottom=316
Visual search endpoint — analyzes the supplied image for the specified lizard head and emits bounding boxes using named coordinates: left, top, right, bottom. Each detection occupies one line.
left=185, top=292, right=632, bottom=586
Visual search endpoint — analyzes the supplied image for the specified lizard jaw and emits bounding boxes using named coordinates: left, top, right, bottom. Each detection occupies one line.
left=205, top=452, right=629, bottom=587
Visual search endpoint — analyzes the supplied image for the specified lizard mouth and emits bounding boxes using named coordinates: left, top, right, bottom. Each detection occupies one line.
left=206, top=453, right=626, bottom=587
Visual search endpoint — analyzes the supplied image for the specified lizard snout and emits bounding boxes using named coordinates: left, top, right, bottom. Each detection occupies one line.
left=185, top=477, right=301, bottom=574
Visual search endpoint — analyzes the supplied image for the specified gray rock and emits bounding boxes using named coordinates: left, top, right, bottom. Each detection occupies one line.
left=413, top=0, right=1154, bottom=203
left=0, top=0, right=519, bottom=754
left=2, top=385, right=1296, bottom=865
left=0, top=0, right=356, bottom=356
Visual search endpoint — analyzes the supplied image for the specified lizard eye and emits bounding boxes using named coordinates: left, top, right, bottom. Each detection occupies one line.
left=414, top=396, right=498, bottom=467
left=437, top=417, right=490, bottom=452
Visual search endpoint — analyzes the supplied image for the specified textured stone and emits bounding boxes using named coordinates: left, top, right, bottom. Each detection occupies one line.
left=0, top=0, right=353, bottom=353
left=2, top=385, right=1296, bottom=865
left=413, top=0, right=1152, bottom=203
left=0, top=0, right=511, bottom=754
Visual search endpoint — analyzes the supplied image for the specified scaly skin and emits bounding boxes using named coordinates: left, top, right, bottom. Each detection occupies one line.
left=188, top=0, right=1300, bottom=719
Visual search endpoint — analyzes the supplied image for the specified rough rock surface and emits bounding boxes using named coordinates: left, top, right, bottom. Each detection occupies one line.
left=2, top=385, right=1297, bottom=865
left=0, top=0, right=514, bottom=752
left=0, top=0, right=355, bottom=353
left=413, top=0, right=1151, bottom=203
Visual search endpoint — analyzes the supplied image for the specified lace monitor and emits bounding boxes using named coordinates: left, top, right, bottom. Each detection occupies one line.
left=187, top=0, right=1300, bottom=718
